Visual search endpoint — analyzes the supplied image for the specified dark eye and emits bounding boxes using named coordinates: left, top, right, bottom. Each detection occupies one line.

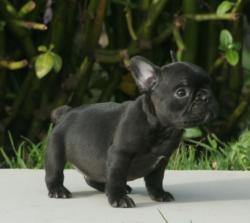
left=175, top=88, right=188, bottom=98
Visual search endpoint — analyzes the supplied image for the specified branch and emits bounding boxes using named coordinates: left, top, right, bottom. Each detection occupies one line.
left=209, top=56, right=225, bottom=74
left=232, top=0, right=242, bottom=13
left=222, top=98, right=249, bottom=134
left=93, top=0, right=168, bottom=65
left=152, top=24, right=173, bottom=45
left=72, top=57, right=94, bottom=104
left=0, top=0, right=37, bottom=128
left=173, top=27, right=185, bottom=61
left=139, top=0, right=168, bottom=38
left=49, top=1, right=68, bottom=53
left=0, top=0, right=36, bottom=58
left=16, top=21, right=47, bottom=30
left=125, top=7, right=137, bottom=40
left=88, top=0, right=108, bottom=49
left=98, top=66, right=121, bottom=102
left=94, top=25, right=173, bottom=64
left=184, top=13, right=240, bottom=21
left=73, top=0, right=108, bottom=104
left=0, top=59, right=28, bottom=70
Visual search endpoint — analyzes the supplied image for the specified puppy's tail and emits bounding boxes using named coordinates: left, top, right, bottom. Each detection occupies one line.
left=51, top=105, right=71, bottom=124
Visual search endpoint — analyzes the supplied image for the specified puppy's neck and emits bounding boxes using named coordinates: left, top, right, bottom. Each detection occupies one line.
left=138, top=95, right=183, bottom=156
left=139, top=94, right=165, bottom=128
left=140, top=94, right=158, bottom=127
left=139, top=94, right=182, bottom=131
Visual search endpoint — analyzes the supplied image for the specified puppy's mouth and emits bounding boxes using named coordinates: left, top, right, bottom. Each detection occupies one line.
left=203, top=110, right=214, bottom=122
left=181, top=109, right=217, bottom=128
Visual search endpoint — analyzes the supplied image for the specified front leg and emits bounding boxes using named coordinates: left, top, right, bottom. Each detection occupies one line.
left=106, top=149, right=135, bottom=208
left=144, top=158, right=174, bottom=202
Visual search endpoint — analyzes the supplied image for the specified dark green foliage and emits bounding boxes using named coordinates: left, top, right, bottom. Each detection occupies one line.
left=0, top=0, right=250, bottom=166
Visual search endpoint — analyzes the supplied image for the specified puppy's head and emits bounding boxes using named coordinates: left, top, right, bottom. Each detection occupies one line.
left=129, top=56, right=218, bottom=129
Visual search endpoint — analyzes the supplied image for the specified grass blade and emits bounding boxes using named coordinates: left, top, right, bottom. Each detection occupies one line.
left=0, top=147, right=13, bottom=168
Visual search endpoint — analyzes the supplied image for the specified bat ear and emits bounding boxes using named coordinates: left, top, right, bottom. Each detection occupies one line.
left=129, top=56, right=160, bottom=92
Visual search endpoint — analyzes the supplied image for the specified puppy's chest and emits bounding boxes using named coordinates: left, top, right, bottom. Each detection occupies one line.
left=148, top=128, right=183, bottom=156
left=128, top=129, right=182, bottom=178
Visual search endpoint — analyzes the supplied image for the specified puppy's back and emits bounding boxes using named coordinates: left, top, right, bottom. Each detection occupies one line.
left=52, top=101, right=131, bottom=151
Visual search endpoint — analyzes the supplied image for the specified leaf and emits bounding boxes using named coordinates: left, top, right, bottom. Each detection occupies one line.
left=219, top=29, right=233, bottom=51
left=225, top=50, right=239, bottom=66
left=227, top=43, right=234, bottom=50
left=207, top=135, right=218, bottom=150
left=35, top=52, right=54, bottom=78
left=18, top=1, right=36, bottom=17
left=0, top=147, right=13, bottom=168
left=37, top=45, right=47, bottom=52
left=52, top=53, right=63, bottom=73
left=183, top=128, right=203, bottom=139
left=216, top=1, right=234, bottom=15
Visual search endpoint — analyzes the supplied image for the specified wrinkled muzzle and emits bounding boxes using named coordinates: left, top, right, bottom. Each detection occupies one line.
left=182, top=91, right=219, bottom=127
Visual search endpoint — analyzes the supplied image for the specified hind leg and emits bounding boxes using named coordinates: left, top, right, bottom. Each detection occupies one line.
left=85, top=177, right=105, bottom=192
left=45, top=133, right=71, bottom=198
left=85, top=177, right=132, bottom=194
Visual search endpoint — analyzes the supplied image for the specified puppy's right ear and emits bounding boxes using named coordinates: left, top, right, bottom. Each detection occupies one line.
left=129, top=56, right=160, bottom=92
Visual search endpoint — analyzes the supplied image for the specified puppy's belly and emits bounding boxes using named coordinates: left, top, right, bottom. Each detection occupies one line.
left=127, top=155, right=165, bottom=181
left=67, top=155, right=107, bottom=182
left=69, top=154, right=165, bottom=182
left=73, top=165, right=106, bottom=182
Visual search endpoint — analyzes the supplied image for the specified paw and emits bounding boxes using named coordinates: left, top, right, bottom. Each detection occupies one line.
left=126, top=185, right=132, bottom=194
left=149, top=190, right=174, bottom=202
left=48, top=186, right=72, bottom=198
left=109, top=195, right=136, bottom=208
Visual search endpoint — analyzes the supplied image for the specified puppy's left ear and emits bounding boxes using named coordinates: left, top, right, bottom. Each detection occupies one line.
left=129, top=56, right=160, bottom=92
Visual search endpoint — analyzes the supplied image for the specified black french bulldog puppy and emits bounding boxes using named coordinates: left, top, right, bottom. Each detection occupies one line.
left=45, top=56, right=218, bottom=208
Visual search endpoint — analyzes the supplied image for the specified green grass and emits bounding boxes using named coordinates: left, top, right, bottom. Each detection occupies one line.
left=169, top=130, right=250, bottom=170
left=0, top=133, right=47, bottom=168
left=0, top=125, right=52, bottom=168
left=1, top=128, right=250, bottom=170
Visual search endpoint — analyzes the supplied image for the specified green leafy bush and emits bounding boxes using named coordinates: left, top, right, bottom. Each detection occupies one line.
left=169, top=130, right=250, bottom=170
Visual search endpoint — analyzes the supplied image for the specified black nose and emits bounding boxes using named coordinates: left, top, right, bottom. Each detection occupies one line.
left=195, top=90, right=209, bottom=103
left=201, top=94, right=208, bottom=102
